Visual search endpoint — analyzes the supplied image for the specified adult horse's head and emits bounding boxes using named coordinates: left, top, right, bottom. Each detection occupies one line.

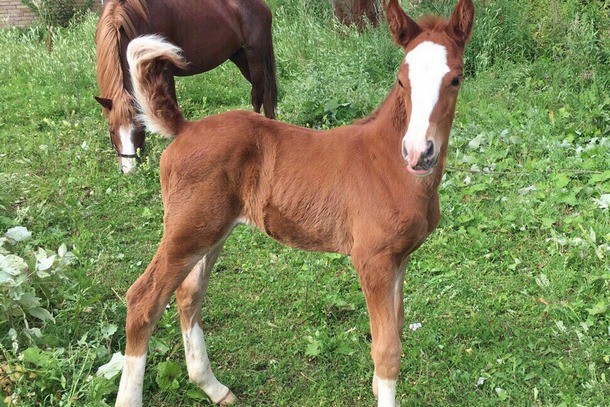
left=94, top=94, right=145, bottom=174
left=386, top=0, right=474, bottom=176
left=94, top=0, right=148, bottom=174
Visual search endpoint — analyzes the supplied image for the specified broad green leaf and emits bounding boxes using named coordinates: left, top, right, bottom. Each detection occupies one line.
left=17, top=291, right=41, bottom=308
left=186, top=388, right=207, bottom=401
left=5, top=226, right=32, bottom=242
left=495, top=387, right=508, bottom=401
left=22, top=347, right=53, bottom=367
left=156, top=361, right=181, bottom=390
left=305, top=340, right=322, bottom=357
left=593, top=194, right=610, bottom=210
left=589, top=228, right=597, bottom=244
left=587, top=301, right=607, bottom=316
left=150, top=336, right=169, bottom=355
left=28, top=307, right=54, bottom=322
left=0, top=269, right=16, bottom=285
left=0, top=253, right=28, bottom=276
left=589, top=171, right=610, bottom=185
left=554, top=173, right=571, bottom=188
left=96, top=352, right=125, bottom=379
left=26, top=328, right=43, bottom=338
left=336, top=342, right=355, bottom=356
left=101, top=323, right=118, bottom=339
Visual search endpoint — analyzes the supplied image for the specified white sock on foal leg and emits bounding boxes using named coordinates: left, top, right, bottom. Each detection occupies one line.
left=183, top=324, right=234, bottom=404
left=116, top=354, right=146, bottom=407
left=374, top=373, right=398, bottom=407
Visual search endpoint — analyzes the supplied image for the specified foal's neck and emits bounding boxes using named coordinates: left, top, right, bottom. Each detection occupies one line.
left=364, top=85, right=446, bottom=191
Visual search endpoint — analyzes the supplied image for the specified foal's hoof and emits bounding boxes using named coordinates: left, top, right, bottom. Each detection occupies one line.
left=218, top=390, right=236, bottom=405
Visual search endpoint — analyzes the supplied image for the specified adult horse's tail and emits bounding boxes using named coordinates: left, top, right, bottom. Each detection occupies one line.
left=127, top=36, right=188, bottom=138
left=263, top=39, right=278, bottom=119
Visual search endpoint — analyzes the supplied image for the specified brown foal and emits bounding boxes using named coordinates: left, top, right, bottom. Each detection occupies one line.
left=115, top=1, right=474, bottom=405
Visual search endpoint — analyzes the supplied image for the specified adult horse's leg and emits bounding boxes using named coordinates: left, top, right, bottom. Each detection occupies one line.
left=176, top=243, right=236, bottom=405
left=246, top=55, right=267, bottom=116
left=239, top=2, right=277, bottom=119
left=230, top=49, right=251, bottom=83
left=353, top=248, right=403, bottom=407
left=243, top=46, right=276, bottom=119
left=230, top=48, right=265, bottom=113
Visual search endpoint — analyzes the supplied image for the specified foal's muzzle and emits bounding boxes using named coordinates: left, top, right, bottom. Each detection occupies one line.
left=403, top=140, right=437, bottom=176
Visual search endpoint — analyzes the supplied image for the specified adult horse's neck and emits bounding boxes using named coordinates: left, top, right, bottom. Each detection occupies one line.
left=360, top=85, right=447, bottom=191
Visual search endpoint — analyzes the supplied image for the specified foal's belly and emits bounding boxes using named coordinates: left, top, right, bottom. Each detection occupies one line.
left=245, top=201, right=351, bottom=255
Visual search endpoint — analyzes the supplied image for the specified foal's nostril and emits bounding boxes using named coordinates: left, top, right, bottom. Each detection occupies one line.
left=424, top=140, right=434, bottom=159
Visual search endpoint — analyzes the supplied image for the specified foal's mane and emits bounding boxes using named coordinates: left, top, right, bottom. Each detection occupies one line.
left=95, top=0, right=148, bottom=122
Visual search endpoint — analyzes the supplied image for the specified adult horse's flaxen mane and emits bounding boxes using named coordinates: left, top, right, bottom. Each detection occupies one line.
left=94, top=0, right=278, bottom=174
left=95, top=0, right=147, bottom=150
left=114, top=0, right=474, bottom=406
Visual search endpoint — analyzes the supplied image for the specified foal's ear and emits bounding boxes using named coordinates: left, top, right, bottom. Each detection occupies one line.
left=94, top=96, right=113, bottom=111
left=384, top=0, right=421, bottom=48
left=446, top=0, right=475, bottom=48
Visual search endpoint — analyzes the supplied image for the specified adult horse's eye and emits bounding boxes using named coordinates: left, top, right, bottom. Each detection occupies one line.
left=398, top=79, right=404, bottom=88
left=451, top=76, right=462, bottom=87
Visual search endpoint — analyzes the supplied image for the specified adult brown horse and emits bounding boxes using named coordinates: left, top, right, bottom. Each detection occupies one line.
left=116, top=0, right=474, bottom=405
left=94, top=0, right=277, bottom=174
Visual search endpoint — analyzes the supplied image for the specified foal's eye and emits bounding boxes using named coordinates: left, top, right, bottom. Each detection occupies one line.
left=398, top=79, right=404, bottom=88
left=451, top=76, right=462, bottom=87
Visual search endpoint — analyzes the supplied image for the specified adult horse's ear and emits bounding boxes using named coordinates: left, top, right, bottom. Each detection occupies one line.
left=446, top=0, right=475, bottom=48
left=384, top=0, right=421, bottom=48
left=94, top=96, right=113, bottom=111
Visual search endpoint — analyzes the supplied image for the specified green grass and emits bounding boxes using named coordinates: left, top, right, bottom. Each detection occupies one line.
left=1, top=0, right=609, bottom=405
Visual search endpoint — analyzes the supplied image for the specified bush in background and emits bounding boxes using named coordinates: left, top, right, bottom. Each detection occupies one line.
left=20, top=0, right=95, bottom=50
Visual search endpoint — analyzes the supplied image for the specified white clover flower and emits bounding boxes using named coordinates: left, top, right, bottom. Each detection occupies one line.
left=409, top=322, right=422, bottom=332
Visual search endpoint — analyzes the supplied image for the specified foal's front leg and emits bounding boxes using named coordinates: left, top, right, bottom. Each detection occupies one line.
left=353, top=250, right=403, bottom=407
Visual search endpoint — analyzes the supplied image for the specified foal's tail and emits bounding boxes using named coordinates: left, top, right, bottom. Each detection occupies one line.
left=126, top=35, right=187, bottom=138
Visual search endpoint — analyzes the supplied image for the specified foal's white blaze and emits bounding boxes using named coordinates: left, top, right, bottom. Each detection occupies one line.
left=116, top=354, right=146, bottom=407
left=183, top=324, right=233, bottom=404
left=119, top=124, right=137, bottom=174
left=403, top=41, right=450, bottom=166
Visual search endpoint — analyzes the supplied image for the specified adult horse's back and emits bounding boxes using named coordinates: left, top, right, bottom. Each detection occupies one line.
left=95, top=0, right=277, bottom=173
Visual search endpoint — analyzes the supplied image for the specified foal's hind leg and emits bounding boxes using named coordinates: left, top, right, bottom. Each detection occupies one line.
left=116, top=235, right=229, bottom=405
left=176, top=244, right=236, bottom=404
left=116, top=241, right=200, bottom=406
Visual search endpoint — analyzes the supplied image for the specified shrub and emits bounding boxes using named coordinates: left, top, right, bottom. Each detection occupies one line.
left=0, top=226, right=75, bottom=343
left=20, top=0, right=94, bottom=28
